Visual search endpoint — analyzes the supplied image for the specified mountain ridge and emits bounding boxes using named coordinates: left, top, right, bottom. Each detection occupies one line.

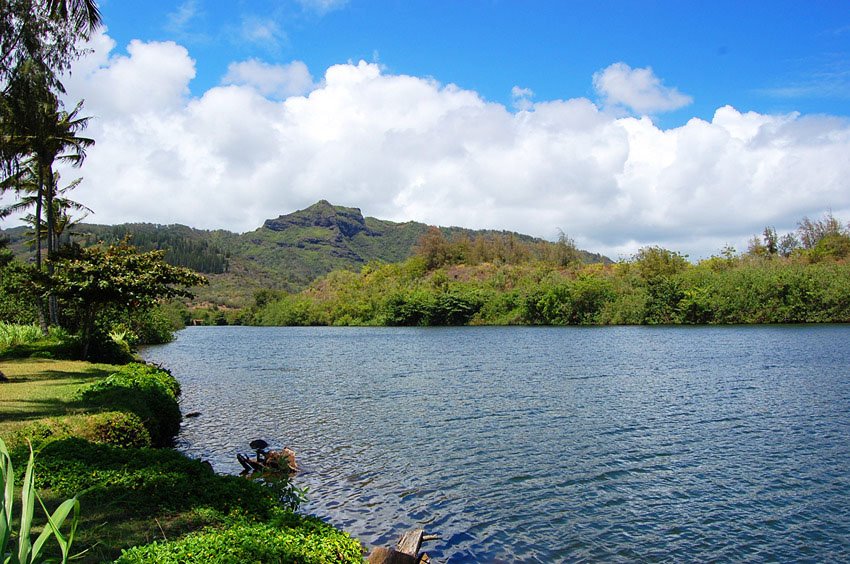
left=1, top=200, right=610, bottom=306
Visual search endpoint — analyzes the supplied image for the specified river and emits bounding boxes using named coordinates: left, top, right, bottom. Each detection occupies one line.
left=142, top=325, right=850, bottom=562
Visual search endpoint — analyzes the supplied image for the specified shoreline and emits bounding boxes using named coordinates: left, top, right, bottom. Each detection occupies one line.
left=0, top=357, right=364, bottom=563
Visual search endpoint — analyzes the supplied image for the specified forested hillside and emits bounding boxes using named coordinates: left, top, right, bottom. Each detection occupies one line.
left=1, top=200, right=609, bottom=307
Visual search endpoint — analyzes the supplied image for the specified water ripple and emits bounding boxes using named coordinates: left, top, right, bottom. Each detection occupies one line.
left=143, top=325, right=850, bottom=562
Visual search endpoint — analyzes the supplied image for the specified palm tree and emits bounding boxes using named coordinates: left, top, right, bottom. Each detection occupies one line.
left=35, top=100, right=93, bottom=262
left=46, top=0, right=102, bottom=37
left=1, top=62, right=92, bottom=270
left=1, top=167, right=91, bottom=247
left=1, top=80, right=93, bottom=328
left=1, top=0, right=103, bottom=82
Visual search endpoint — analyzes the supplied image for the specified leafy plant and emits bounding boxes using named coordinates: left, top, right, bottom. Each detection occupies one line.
left=0, top=324, right=42, bottom=349
left=115, top=513, right=363, bottom=564
left=0, top=438, right=80, bottom=564
left=78, top=363, right=181, bottom=446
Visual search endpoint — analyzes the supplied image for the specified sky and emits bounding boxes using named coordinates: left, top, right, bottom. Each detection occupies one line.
left=4, top=0, right=850, bottom=259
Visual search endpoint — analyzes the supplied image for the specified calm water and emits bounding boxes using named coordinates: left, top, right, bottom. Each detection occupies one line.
left=142, top=325, right=850, bottom=562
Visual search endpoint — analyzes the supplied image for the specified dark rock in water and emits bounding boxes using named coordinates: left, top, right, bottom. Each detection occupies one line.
left=0, top=370, right=7, bottom=383
left=184, top=411, right=201, bottom=418
left=249, top=438, right=269, bottom=450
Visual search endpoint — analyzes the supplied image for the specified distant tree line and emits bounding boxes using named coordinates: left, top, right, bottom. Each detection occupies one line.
left=247, top=212, right=850, bottom=327
left=94, top=225, right=230, bottom=274
left=414, top=226, right=595, bottom=269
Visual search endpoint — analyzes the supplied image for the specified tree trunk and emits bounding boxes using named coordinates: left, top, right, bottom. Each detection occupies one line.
left=34, top=164, right=48, bottom=334
left=45, top=166, right=59, bottom=325
left=81, top=304, right=96, bottom=360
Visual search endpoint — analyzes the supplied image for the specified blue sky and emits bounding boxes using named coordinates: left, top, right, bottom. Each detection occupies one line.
left=4, top=0, right=849, bottom=259
left=99, top=0, right=850, bottom=126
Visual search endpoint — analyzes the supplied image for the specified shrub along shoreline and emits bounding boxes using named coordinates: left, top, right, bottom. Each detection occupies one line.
left=0, top=358, right=364, bottom=563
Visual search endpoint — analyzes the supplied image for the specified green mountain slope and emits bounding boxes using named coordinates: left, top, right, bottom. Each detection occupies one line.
left=1, top=200, right=610, bottom=306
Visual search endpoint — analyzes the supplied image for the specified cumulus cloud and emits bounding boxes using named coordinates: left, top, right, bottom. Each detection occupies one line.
left=593, top=62, right=693, bottom=115
left=21, top=34, right=850, bottom=260
left=61, top=33, right=195, bottom=118
left=222, top=59, right=315, bottom=98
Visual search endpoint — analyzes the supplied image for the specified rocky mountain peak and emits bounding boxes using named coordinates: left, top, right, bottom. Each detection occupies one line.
left=263, top=200, right=369, bottom=238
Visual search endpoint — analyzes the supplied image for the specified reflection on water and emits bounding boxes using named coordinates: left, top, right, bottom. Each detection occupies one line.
left=143, top=325, right=850, bottom=562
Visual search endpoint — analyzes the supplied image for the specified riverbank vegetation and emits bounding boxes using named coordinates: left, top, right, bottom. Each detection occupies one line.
left=249, top=214, right=850, bottom=326
left=0, top=358, right=364, bottom=562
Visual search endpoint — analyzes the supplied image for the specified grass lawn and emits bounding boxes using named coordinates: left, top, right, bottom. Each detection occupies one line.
left=0, top=358, right=364, bottom=563
left=0, top=359, right=119, bottom=442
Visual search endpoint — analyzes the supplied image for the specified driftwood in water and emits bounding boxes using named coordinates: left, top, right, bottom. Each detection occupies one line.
left=237, top=445, right=297, bottom=475
left=368, top=528, right=440, bottom=564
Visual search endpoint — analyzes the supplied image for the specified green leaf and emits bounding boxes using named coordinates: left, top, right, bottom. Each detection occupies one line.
left=17, top=444, right=36, bottom=563
left=34, top=494, right=80, bottom=563
left=1, top=438, right=14, bottom=562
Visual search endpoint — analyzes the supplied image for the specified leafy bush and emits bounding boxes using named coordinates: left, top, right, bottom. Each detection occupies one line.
left=129, top=306, right=178, bottom=345
left=81, top=411, right=151, bottom=448
left=0, top=323, right=42, bottom=347
left=116, top=513, right=363, bottom=564
left=0, top=324, right=80, bottom=360
left=12, top=412, right=152, bottom=450
left=78, top=363, right=181, bottom=446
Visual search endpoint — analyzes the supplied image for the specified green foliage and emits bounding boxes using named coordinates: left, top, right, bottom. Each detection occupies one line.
left=91, top=224, right=230, bottom=274
left=80, top=411, right=151, bottom=448
left=0, top=261, right=39, bottom=326
left=1, top=438, right=81, bottom=564
left=77, top=363, right=180, bottom=447
left=0, top=325, right=78, bottom=360
left=23, top=438, right=346, bottom=562
left=251, top=243, right=850, bottom=327
left=383, top=287, right=483, bottom=326
left=10, top=411, right=151, bottom=450
left=0, top=324, right=42, bottom=348
left=115, top=513, right=363, bottom=564
left=30, top=439, right=277, bottom=517
left=50, top=244, right=207, bottom=313
left=808, top=232, right=850, bottom=263
left=47, top=243, right=207, bottom=358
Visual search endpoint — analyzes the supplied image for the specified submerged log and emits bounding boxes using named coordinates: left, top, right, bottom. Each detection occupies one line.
left=397, top=529, right=425, bottom=556
left=368, top=528, right=439, bottom=564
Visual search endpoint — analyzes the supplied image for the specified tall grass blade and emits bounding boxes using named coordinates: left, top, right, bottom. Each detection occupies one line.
left=1, top=438, right=13, bottom=561
left=34, top=495, right=80, bottom=564
left=17, top=444, right=36, bottom=563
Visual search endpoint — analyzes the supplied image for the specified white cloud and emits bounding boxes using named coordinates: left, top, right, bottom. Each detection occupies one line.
left=296, top=0, right=348, bottom=14
left=222, top=59, right=315, bottom=98
left=239, top=16, right=285, bottom=49
left=61, top=32, right=195, bottom=118
left=166, top=1, right=198, bottom=31
left=593, top=62, right=693, bottom=115
left=15, top=35, right=850, bottom=261
left=511, top=86, right=534, bottom=111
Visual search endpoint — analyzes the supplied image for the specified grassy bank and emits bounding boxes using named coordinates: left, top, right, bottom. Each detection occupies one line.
left=0, top=358, right=364, bottom=563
